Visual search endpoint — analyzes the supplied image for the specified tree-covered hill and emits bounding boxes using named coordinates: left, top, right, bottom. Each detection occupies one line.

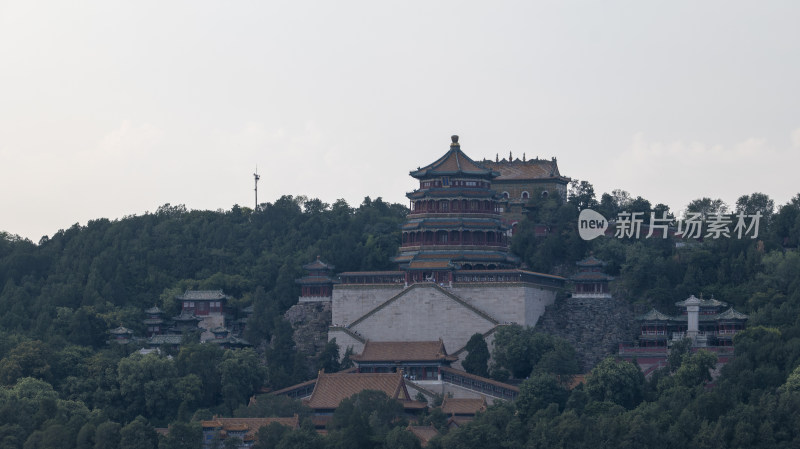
left=0, top=196, right=405, bottom=345
left=513, top=185, right=800, bottom=326
left=0, top=195, right=409, bottom=448
left=431, top=186, right=800, bottom=449
left=2, top=184, right=800, bottom=448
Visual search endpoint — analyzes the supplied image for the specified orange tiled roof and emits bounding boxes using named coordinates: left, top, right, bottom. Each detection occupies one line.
left=200, top=416, right=300, bottom=438
left=304, top=372, right=410, bottom=409
left=350, top=340, right=457, bottom=363
left=440, top=396, right=487, bottom=416
left=269, top=378, right=318, bottom=396
left=268, top=367, right=359, bottom=398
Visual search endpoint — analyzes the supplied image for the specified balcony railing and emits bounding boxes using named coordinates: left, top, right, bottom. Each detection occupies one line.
left=400, top=242, right=508, bottom=249
left=407, top=209, right=500, bottom=216
left=573, top=292, right=613, bottom=298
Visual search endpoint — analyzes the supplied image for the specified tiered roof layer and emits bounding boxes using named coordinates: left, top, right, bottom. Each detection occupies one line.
left=350, top=340, right=457, bottom=363
left=410, top=137, right=498, bottom=180
left=304, top=372, right=423, bottom=410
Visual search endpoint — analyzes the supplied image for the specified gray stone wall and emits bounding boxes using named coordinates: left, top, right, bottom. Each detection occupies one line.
left=451, top=284, right=557, bottom=327
left=327, top=282, right=560, bottom=362
left=536, top=296, right=638, bottom=372
left=348, top=284, right=496, bottom=355
left=332, top=285, right=403, bottom=327
left=327, top=328, right=364, bottom=359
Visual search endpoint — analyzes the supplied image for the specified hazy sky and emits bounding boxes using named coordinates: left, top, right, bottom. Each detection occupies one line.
left=1, top=1, right=798, bottom=241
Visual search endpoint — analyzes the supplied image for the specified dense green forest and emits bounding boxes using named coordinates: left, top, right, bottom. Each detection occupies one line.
left=0, top=196, right=407, bottom=448
left=427, top=187, right=800, bottom=449
left=2, top=183, right=800, bottom=448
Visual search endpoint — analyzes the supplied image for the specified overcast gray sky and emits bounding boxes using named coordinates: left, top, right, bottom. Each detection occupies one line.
left=1, top=1, right=798, bottom=241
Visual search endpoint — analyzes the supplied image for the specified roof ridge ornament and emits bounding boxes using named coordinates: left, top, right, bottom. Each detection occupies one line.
left=451, top=135, right=459, bottom=146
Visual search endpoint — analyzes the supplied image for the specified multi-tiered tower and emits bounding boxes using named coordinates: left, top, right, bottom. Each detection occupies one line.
left=296, top=257, right=337, bottom=303
left=327, top=135, right=565, bottom=360
left=571, top=256, right=613, bottom=299
left=394, top=135, right=518, bottom=284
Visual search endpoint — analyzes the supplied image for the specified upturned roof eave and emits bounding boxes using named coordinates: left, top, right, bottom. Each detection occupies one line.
left=410, top=146, right=499, bottom=180
left=406, top=189, right=501, bottom=200
left=409, top=169, right=498, bottom=180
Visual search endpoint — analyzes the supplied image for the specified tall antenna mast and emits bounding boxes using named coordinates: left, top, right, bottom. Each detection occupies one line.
left=253, top=167, right=260, bottom=211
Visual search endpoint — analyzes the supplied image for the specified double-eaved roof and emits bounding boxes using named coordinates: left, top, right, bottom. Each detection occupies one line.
left=410, top=136, right=499, bottom=180
left=304, top=371, right=425, bottom=410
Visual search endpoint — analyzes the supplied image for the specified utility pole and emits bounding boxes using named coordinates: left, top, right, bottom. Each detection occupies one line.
left=253, top=167, right=260, bottom=211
